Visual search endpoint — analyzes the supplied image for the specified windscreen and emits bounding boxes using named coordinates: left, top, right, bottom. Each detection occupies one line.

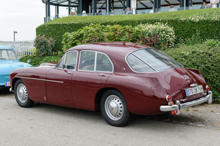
left=127, top=48, right=183, bottom=72
left=0, top=50, right=17, bottom=60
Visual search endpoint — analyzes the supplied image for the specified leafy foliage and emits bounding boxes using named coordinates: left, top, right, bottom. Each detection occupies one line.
left=36, top=8, right=220, bottom=51
left=20, top=55, right=61, bottom=67
left=62, top=23, right=175, bottom=52
left=34, top=35, right=55, bottom=57
left=165, top=44, right=220, bottom=102
left=204, top=39, right=220, bottom=47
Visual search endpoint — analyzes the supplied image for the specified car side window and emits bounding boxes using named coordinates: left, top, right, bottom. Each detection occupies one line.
left=0, top=50, right=9, bottom=60
left=79, top=51, right=95, bottom=71
left=57, top=55, right=65, bottom=69
left=65, top=51, right=78, bottom=70
left=127, top=54, right=154, bottom=72
left=8, top=50, right=17, bottom=60
left=96, top=52, right=113, bottom=72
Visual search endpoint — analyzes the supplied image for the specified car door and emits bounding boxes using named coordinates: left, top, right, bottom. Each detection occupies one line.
left=72, top=50, right=114, bottom=110
left=45, top=51, right=78, bottom=107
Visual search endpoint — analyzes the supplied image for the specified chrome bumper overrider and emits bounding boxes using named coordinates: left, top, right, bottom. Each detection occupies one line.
left=160, top=91, right=212, bottom=115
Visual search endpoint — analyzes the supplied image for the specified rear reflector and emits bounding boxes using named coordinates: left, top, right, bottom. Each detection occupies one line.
left=166, top=95, right=171, bottom=101
left=206, top=85, right=210, bottom=90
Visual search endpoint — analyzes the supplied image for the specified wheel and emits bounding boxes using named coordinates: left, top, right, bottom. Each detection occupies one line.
left=14, top=79, right=34, bottom=107
left=100, top=90, right=132, bottom=127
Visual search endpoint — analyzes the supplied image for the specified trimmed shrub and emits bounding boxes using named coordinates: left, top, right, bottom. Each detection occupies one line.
left=62, top=23, right=175, bottom=52
left=34, top=35, right=55, bottom=57
left=165, top=44, right=220, bottom=102
left=36, top=8, right=220, bottom=51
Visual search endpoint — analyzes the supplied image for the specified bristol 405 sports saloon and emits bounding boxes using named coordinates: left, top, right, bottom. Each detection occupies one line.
left=10, top=42, right=212, bottom=126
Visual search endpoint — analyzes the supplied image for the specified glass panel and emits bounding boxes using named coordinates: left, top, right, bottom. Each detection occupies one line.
left=0, top=50, right=9, bottom=60
left=65, top=51, right=77, bottom=70
left=79, top=51, right=95, bottom=71
left=127, top=54, right=154, bottom=73
left=57, top=55, right=65, bottom=69
left=96, top=53, right=113, bottom=72
left=8, top=50, right=17, bottom=60
left=133, top=48, right=183, bottom=71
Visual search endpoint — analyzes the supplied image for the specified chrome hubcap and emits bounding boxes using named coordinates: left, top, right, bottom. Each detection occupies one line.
left=17, top=83, right=28, bottom=103
left=105, top=95, right=124, bottom=121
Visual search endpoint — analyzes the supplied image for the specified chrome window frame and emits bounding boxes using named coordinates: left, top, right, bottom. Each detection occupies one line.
left=64, top=50, right=78, bottom=71
left=56, top=54, right=66, bottom=69
left=78, top=50, right=114, bottom=73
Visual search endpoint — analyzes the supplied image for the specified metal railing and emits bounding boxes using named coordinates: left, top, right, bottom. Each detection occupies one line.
left=0, top=41, right=35, bottom=58
left=45, top=5, right=220, bottom=22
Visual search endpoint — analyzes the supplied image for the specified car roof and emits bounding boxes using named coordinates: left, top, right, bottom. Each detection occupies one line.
left=67, top=42, right=150, bottom=57
left=0, top=46, right=15, bottom=51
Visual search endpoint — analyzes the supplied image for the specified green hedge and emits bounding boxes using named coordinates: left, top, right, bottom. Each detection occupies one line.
left=165, top=44, right=220, bottom=102
left=62, top=23, right=175, bottom=52
left=36, top=8, right=220, bottom=51
left=20, top=55, right=61, bottom=67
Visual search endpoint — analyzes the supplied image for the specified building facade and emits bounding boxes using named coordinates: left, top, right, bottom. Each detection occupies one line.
left=42, top=0, right=211, bottom=22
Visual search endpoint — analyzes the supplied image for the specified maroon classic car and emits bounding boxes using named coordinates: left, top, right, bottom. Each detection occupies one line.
left=9, top=42, right=212, bottom=126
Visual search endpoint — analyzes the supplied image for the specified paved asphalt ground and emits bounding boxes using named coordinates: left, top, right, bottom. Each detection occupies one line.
left=1, top=87, right=220, bottom=146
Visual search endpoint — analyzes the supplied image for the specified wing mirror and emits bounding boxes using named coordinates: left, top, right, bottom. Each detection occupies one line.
left=27, top=59, right=31, bottom=64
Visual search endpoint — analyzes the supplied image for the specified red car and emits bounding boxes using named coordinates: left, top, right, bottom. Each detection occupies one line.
left=10, top=42, right=212, bottom=126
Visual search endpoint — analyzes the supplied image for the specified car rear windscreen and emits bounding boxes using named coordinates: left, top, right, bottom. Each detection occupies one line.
left=126, top=48, right=183, bottom=72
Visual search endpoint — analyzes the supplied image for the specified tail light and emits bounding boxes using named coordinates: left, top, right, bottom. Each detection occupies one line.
left=206, top=85, right=210, bottom=90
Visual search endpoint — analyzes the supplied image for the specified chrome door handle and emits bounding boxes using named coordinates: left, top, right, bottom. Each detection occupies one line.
left=98, top=73, right=105, bottom=77
left=67, top=71, right=72, bottom=74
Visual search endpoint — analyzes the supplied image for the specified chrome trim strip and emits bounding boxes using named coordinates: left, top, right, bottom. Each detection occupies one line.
left=17, top=76, right=64, bottom=83
left=46, top=79, right=64, bottom=83
left=94, top=51, right=97, bottom=71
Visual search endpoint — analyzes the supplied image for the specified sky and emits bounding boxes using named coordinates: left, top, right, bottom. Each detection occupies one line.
left=0, top=0, right=68, bottom=41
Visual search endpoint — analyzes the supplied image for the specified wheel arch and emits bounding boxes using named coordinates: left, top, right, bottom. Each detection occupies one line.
left=95, top=87, right=122, bottom=110
left=12, top=77, right=21, bottom=91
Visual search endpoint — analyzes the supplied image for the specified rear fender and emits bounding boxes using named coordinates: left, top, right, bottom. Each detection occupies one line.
left=188, top=68, right=206, bottom=84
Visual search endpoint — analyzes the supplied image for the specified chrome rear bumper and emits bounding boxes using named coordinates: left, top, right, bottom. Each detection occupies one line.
left=160, top=91, right=212, bottom=115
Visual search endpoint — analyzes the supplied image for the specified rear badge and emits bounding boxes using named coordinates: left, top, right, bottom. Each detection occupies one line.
left=182, top=75, right=190, bottom=80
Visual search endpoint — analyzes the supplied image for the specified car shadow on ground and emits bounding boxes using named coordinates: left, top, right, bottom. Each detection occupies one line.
left=0, top=87, right=13, bottom=96
left=31, top=102, right=217, bottom=130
